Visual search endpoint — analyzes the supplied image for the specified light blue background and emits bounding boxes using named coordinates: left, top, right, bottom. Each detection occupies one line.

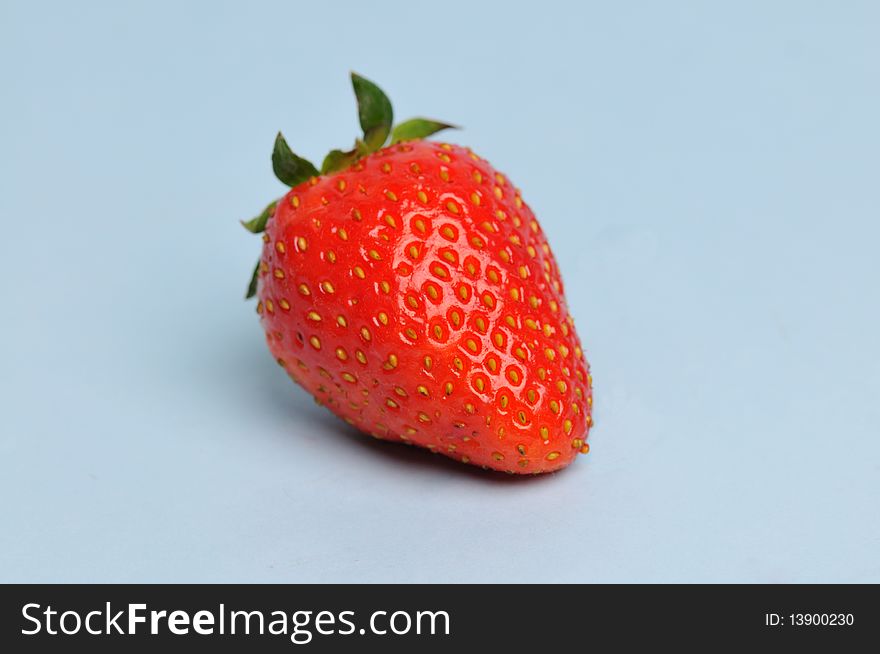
left=1, top=0, right=878, bottom=582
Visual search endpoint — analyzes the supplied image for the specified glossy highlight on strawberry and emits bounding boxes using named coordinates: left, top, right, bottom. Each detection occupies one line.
left=243, top=74, right=593, bottom=473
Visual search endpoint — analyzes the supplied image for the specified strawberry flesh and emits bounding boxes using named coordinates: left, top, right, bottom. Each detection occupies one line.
left=256, top=140, right=593, bottom=473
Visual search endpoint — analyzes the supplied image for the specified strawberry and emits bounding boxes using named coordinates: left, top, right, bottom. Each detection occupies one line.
left=242, top=73, right=593, bottom=473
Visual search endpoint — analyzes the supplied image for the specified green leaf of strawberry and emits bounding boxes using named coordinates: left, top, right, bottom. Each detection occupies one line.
left=351, top=72, right=393, bottom=152
left=321, top=148, right=359, bottom=175
left=391, top=118, right=457, bottom=144
left=272, top=132, right=319, bottom=187
left=240, top=200, right=277, bottom=234
left=244, top=259, right=260, bottom=299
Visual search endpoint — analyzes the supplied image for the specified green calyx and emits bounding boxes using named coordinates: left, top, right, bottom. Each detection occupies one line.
left=313, top=72, right=456, bottom=176
left=240, top=200, right=277, bottom=234
left=352, top=73, right=394, bottom=152
left=242, top=72, right=457, bottom=298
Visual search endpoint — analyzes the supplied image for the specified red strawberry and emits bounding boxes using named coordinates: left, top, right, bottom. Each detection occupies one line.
left=243, top=73, right=593, bottom=473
